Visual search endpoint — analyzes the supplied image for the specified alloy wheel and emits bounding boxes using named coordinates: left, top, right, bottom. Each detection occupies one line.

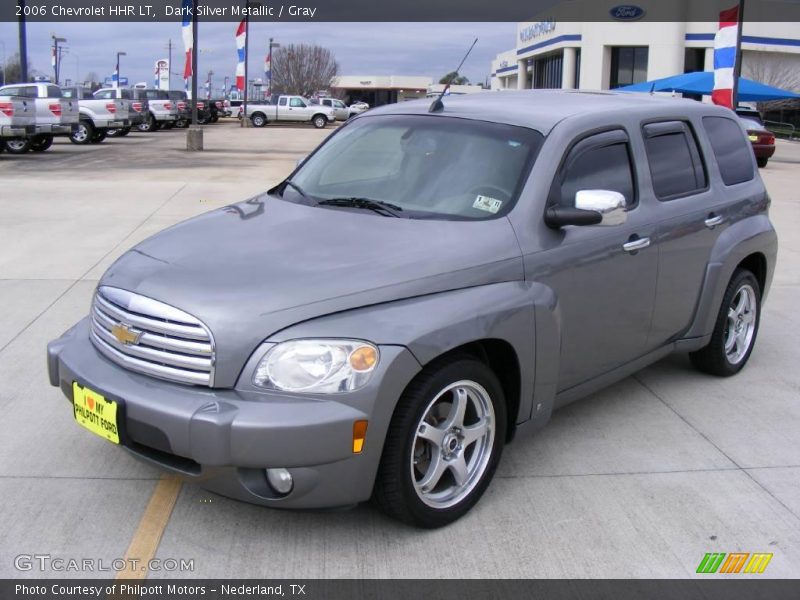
left=724, top=283, right=757, bottom=365
left=410, top=380, right=495, bottom=509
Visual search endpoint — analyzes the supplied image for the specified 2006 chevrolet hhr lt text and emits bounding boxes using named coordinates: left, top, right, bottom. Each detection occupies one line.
left=48, top=91, right=777, bottom=528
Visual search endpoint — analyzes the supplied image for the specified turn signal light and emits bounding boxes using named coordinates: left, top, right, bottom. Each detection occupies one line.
left=353, top=420, right=368, bottom=454
left=349, top=345, right=378, bottom=372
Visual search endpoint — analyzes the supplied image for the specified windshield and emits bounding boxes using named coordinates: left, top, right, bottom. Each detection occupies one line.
left=284, top=115, right=543, bottom=220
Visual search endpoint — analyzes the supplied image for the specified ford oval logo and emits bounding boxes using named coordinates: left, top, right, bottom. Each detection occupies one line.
left=610, top=5, right=646, bottom=20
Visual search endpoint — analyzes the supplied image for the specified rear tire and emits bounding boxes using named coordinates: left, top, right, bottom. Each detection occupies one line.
left=373, top=356, right=506, bottom=528
left=251, top=113, right=267, bottom=127
left=70, top=121, right=94, bottom=144
left=3, top=137, right=32, bottom=153
left=756, top=156, right=768, bottom=168
left=312, top=114, right=327, bottom=129
left=30, top=134, right=54, bottom=152
left=690, top=269, right=761, bottom=377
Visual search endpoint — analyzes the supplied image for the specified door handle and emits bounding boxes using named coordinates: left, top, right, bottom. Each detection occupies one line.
left=623, top=237, right=651, bottom=253
left=705, top=215, right=724, bottom=228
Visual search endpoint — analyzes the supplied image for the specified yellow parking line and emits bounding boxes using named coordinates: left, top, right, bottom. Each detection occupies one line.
left=115, top=474, right=183, bottom=580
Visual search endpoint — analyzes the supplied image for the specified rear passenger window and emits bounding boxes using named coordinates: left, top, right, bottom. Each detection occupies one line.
left=554, top=132, right=636, bottom=208
left=643, top=121, right=707, bottom=200
left=702, top=116, right=755, bottom=186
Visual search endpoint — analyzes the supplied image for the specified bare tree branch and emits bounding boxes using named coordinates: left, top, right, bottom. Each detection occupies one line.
left=271, top=44, right=339, bottom=97
left=742, top=51, right=800, bottom=113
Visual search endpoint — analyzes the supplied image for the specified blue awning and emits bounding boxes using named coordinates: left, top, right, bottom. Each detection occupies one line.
left=616, top=71, right=800, bottom=102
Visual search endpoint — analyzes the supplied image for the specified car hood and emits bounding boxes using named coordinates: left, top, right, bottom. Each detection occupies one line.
left=100, top=195, right=524, bottom=386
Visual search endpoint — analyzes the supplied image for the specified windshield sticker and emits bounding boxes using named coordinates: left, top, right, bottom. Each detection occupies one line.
left=473, top=195, right=503, bottom=214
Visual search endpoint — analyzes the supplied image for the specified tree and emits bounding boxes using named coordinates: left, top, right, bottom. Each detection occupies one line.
left=3, top=53, right=35, bottom=84
left=271, top=44, right=339, bottom=97
left=439, top=71, right=470, bottom=85
left=84, top=72, right=102, bottom=91
left=742, top=52, right=800, bottom=113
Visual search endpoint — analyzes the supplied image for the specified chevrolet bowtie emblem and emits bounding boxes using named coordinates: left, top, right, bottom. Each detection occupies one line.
left=111, top=323, right=142, bottom=345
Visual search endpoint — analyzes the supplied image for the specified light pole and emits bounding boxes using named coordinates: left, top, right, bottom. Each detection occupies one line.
left=18, top=0, right=29, bottom=82
left=206, top=69, right=213, bottom=99
left=187, top=0, right=203, bottom=151
left=223, top=76, right=229, bottom=99
left=52, top=35, right=66, bottom=84
left=267, top=38, right=279, bottom=98
left=115, top=51, right=126, bottom=89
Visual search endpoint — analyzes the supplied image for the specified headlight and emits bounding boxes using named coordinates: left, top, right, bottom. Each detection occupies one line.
left=253, top=339, right=379, bottom=393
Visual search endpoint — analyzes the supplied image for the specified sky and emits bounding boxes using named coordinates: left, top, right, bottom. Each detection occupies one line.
left=0, top=21, right=515, bottom=90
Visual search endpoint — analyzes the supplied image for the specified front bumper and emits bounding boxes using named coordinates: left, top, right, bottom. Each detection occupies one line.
left=47, top=318, right=421, bottom=508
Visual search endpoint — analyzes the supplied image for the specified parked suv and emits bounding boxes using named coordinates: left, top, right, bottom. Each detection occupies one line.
left=48, top=91, right=777, bottom=528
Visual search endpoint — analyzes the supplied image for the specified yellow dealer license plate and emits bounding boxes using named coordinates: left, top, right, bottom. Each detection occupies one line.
left=73, top=382, right=120, bottom=444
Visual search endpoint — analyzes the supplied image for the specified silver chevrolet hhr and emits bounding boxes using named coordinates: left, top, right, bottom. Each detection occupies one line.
left=48, top=90, right=777, bottom=528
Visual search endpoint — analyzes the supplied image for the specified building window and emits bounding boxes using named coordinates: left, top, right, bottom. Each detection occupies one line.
left=609, top=46, right=649, bottom=89
left=534, top=51, right=563, bottom=89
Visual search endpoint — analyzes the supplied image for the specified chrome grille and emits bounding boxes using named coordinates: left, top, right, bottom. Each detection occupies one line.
left=90, top=286, right=215, bottom=386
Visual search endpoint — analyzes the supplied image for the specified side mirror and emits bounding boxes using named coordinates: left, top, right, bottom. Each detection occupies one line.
left=545, top=189, right=627, bottom=228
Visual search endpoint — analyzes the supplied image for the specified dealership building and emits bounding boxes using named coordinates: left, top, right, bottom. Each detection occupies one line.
left=490, top=2, right=800, bottom=94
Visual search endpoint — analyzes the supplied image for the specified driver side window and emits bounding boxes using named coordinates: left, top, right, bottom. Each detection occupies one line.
left=552, top=132, right=635, bottom=209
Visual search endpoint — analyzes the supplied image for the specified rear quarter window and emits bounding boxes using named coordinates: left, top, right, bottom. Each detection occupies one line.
left=643, top=121, right=707, bottom=200
left=702, top=116, right=755, bottom=186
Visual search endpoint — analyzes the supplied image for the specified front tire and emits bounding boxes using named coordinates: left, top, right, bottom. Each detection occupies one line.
left=690, top=269, right=761, bottom=376
left=70, top=121, right=95, bottom=144
left=312, top=114, right=327, bottom=129
left=90, top=130, right=107, bottom=144
left=374, top=356, right=506, bottom=528
left=137, top=114, right=156, bottom=132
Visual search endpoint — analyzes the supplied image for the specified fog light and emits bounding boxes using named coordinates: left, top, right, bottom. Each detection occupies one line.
left=266, top=468, right=293, bottom=495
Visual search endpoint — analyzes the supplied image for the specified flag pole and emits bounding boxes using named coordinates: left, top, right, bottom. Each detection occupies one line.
left=731, top=0, right=745, bottom=110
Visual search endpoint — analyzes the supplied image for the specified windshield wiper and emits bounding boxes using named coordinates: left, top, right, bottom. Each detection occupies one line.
left=317, top=197, right=403, bottom=217
left=282, top=180, right=315, bottom=205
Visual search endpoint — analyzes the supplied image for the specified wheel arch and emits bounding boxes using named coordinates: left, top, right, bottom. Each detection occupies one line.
left=685, top=214, right=778, bottom=339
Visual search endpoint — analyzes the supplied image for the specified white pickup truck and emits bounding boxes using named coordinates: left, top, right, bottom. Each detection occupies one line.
left=61, top=86, right=132, bottom=145
left=0, top=82, right=79, bottom=153
left=0, top=95, right=37, bottom=153
left=240, top=95, right=335, bottom=128
left=95, top=88, right=177, bottom=132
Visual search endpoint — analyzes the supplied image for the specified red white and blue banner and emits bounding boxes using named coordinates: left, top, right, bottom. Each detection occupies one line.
left=181, top=0, right=194, bottom=89
left=712, top=4, right=739, bottom=108
left=235, top=19, right=247, bottom=91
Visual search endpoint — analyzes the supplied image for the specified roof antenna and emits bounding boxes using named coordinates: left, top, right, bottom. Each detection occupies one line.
left=429, top=37, right=478, bottom=113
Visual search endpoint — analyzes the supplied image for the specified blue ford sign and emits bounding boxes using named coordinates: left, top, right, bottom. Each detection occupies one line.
left=610, top=5, right=646, bottom=20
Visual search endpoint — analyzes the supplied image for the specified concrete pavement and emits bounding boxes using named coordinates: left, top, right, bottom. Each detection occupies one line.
left=0, top=123, right=798, bottom=579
